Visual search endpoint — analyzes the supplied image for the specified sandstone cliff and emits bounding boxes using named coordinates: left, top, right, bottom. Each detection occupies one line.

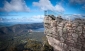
left=44, top=15, right=85, bottom=51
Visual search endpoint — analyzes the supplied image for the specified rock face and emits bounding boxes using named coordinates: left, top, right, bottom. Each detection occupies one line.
left=44, top=15, right=85, bottom=51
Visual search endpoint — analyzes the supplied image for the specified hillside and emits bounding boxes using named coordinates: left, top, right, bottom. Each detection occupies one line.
left=0, top=23, right=44, bottom=35
left=0, top=23, right=49, bottom=51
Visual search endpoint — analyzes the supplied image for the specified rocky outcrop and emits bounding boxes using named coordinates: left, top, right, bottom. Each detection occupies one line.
left=44, top=15, right=85, bottom=51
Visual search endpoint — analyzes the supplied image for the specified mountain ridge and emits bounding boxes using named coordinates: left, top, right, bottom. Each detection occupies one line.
left=0, top=23, right=44, bottom=35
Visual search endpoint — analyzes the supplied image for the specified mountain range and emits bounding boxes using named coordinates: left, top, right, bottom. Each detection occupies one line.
left=0, top=23, right=44, bottom=35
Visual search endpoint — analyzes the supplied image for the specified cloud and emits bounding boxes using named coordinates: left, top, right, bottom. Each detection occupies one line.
left=27, top=15, right=44, bottom=22
left=62, top=14, right=85, bottom=20
left=0, top=15, right=44, bottom=22
left=72, top=14, right=82, bottom=18
left=0, top=13, right=18, bottom=16
left=69, top=0, right=85, bottom=4
left=55, top=4, right=65, bottom=12
left=32, top=15, right=44, bottom=19
left=0, top=0, right=30, bottom=12
left=69, top=0, right=85, bottom=11
left=33, top=0, right=65, bottom=12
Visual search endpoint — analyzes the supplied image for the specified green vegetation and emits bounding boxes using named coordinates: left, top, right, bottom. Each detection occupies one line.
left=24, top=38, right=53, bottom=51
left=24, top=39, right=42, bottom=51
left=0, top=32, right=53, bottom=51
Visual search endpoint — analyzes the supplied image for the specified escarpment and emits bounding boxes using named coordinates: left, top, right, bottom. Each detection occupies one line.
left=44, top=15, right=85, bottom=51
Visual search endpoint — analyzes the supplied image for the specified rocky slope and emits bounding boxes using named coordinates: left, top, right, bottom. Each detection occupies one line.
left=44, top=15, right=85, bottom=51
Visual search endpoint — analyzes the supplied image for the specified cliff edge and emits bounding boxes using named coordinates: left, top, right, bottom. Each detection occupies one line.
left=44, top=15, right=85, bottom=51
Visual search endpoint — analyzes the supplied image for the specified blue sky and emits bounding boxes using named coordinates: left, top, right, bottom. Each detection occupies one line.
left=0, top=0, right=85, bottom=22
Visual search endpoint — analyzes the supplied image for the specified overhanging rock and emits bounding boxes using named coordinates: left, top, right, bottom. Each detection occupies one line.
left=44, top=15, right=85, bottom=51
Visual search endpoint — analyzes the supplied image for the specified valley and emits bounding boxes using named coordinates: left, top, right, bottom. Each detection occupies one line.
left=0, top=23, right=53, bottom=51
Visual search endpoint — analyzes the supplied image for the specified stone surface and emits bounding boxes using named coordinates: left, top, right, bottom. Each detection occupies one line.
left=44, top=15, right=85, bottom=51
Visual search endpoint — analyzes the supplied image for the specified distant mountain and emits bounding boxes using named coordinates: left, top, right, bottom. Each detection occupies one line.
left=0, top=23, right=44, bottom=35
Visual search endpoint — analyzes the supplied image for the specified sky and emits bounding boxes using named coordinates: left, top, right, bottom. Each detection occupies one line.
left=0, top=0, right=85, bottom=22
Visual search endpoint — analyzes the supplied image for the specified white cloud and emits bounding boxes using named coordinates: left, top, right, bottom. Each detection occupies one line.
left=32, top=15, right=44, bottom=19
left=1, top=0, right=30, bottom=12
left=16, top=15, right=44, bottom=22
left=72, top=14, right=85, bottom=18
left=20, top=15, right=44, bottom=22
left=0, top=15, right=44, bottom=22
left=55, top=4, right=65, bottom=12
left=28, top=15, right=44, bottom=22
left=33, top=0, right=54, bottom=11
left=61, top=14, right=84, bottom=20
left=33, top=0, right=65, bottom=12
